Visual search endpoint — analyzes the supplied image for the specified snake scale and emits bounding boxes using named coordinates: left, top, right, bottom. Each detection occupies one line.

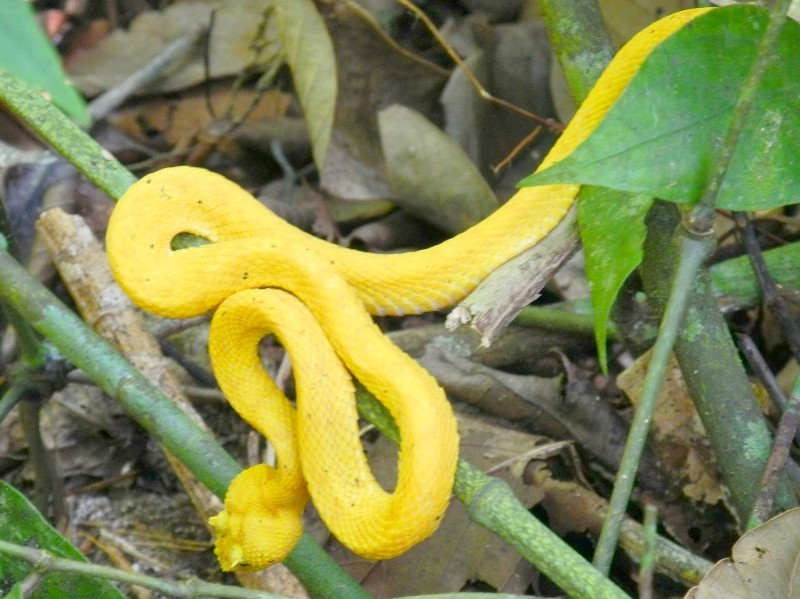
left=106, top=8, right=711, bottom=571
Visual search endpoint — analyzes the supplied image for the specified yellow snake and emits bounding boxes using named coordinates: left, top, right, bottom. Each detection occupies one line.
left=106, top=8, right=710, bottom=571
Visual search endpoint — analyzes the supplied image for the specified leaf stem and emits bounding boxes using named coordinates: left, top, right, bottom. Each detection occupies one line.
left=746, top=373, right=800, bottom=529
left=0, top=538, right=285, bottom=599
left=692, top=0, right=793, bottom=223
left=592, top=232, right=713, bottom=574
left=594, top=0, right=795, bottom=568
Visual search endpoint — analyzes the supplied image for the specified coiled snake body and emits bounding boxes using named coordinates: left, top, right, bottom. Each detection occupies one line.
left=106, top=8, right=710, bottom=571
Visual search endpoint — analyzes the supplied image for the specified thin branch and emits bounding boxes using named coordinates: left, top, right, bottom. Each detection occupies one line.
left=595, top=0, right=794, bottom=569
left=0, top=539, right=284, bottom=599
left=593, top=233, right=714, bottom=573
left=637, top=504, right=658, bottom=599
left=733, top=212, right=800, bottom=359
left=393, top=0, right=563, bottom=133
left=747, top=374, right=800, bottom=528
left=491, top=125, right=544, bottom=174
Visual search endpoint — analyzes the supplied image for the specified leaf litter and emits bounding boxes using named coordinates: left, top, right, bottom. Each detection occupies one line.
left=1, top=1, right=797, bottom=598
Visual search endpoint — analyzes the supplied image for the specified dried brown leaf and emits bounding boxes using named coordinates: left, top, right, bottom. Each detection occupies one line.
left=320, top=1, right=448, bottom=200
left=617, top=351, right=727, bottom=505
left=686, top=508, right=800, bottom=598
left=68, top=0, right=277, bottom=96
left=378, top=104, right=498, bottom=234
left=274, top=0, right=336, bottom=169
left=111, top=87, right=292, bottom=149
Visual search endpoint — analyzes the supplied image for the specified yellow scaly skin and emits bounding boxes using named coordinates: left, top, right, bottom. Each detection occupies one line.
left=105, top=8, right=710, bottom=571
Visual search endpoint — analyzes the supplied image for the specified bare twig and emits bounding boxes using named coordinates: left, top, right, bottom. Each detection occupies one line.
left=393, top=0, right=563, bottom=134
left=733, top=212, right=800, bottom=359
left=637, top=504, right=658, bottom=599
left=88, top=29, right=205, bottom=123
left=747, top=380, right=800, bottom=528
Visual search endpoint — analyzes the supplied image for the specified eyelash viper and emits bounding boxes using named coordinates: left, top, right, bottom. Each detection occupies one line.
left=105, top=8, right=710, bottom=571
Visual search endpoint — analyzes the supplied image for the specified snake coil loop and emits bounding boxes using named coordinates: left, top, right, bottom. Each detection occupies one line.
left=106, top=8, right=710, bottom=570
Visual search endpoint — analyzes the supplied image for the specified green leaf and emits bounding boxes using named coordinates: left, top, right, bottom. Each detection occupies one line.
left=710, top=241, right=800, bottom=311
left=520, top=5, right=800, bottom=210
left=579, top=187, right=653, bottom=371
left=0, top=0, right=89, bottom=127
left=378, top=104, right=498, bottom=235
left=0, top=481, right=124, bottom=599
left=274, top=0, right=336, bottom=169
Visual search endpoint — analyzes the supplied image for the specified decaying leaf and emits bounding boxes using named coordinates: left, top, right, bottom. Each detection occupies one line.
left=440, top=49, right=488, bottom=169
left=319, top=1, right=448, bottom=200
left=110, top=86, right=293, bottom=151
left=379, top=104, right=498, bottom=234
left=68, top=0, right=277, bottom=96
left=273, top=0, right=337, bottom=169
left=686, top=508, right=800, bottom=598
left=618, top=351, right=727, bottom=505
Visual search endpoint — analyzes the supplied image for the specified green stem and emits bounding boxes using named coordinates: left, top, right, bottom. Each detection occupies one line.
left=0, top=244, right=370, bottom=599
left=0, top=383, right=28, bottom=423
left=284, top=535, right=370, bottom=599
left=596, top=0, right=795, bottom=567
left=592, top=233, right=713, bottom=574
left=0, top=247, right=241, bottom=496
left=0, top=69, right=136, bottom=199
left=0, top=233, right=48, bottom=369
left=537, top=0, right=614, bottom=105
left=515, top=299, right=618, bottom=340
left=456, top=461, right=629, bottom=599
left=643, top=204, right=796, bottom=522
left=0, top=538, right=286, bottom=599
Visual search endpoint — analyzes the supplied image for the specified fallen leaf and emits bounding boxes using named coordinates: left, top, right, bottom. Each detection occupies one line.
left=686, top=508, right=800, bottom=598
left=319, top=1, right=448, bottom=200
left=617, top=351, right=727, bottom=506
left=110, top=86, right=292, bottom=149
left=274, top=0, right=336, bottom=169
left=379, top=104, right=498, bottom=234
left=68, top=0, right=277, bottom=96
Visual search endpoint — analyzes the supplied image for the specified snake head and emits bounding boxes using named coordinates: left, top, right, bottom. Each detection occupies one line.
left=209, top=465, right=307, bottom=571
